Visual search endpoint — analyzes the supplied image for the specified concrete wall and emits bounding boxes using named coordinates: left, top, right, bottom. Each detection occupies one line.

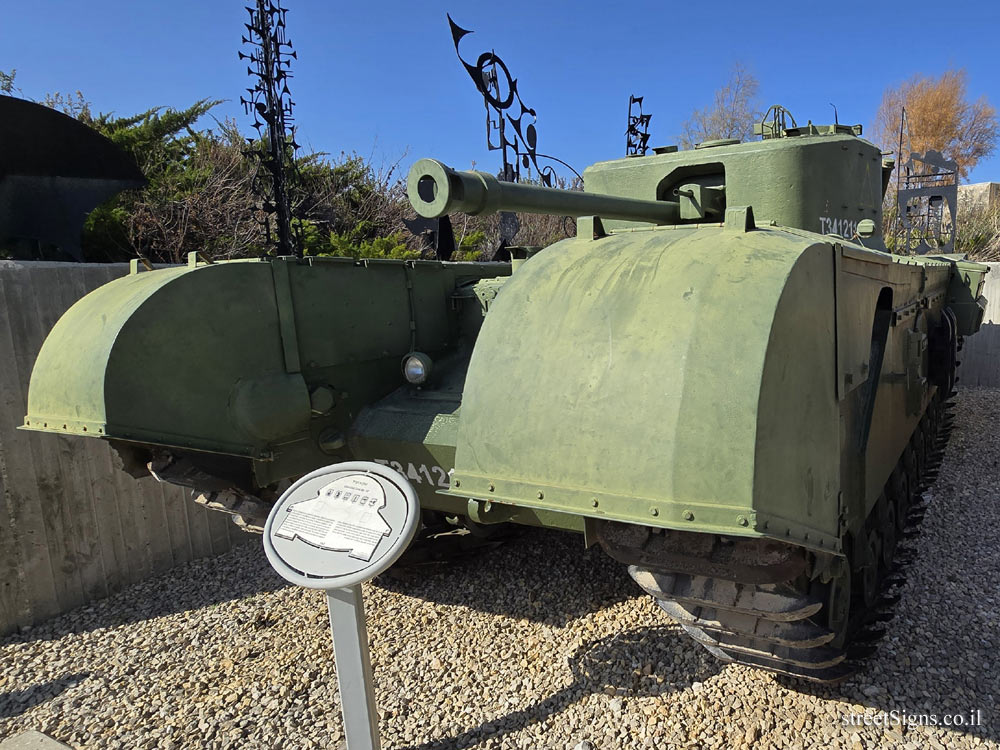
left=958, top=182, right=1000, bottom=216
left=957, top=261, right=1000, bottom=388
left=0, top=261, right=242, bottom=635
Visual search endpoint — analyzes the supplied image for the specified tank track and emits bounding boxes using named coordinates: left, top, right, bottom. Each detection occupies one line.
left=628, top=391, right=954, bottom=683
left=142, top=452, right=517, bottom=566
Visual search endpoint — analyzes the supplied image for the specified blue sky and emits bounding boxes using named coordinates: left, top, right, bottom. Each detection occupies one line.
left=4, top=0, right=1000, bottom=183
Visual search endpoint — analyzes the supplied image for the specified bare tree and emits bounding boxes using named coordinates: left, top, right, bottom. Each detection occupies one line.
left=125, top=119, right=264, bottom=264
left=41, top=90, right=92, bottom=120
left=679, top=64, right=761, bottom=149
left=0, top=69, right=17, bottom=95
left=871, top=69, right=999, bottom=181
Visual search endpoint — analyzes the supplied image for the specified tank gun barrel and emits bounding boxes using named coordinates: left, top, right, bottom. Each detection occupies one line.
left=407, top=158, right=679, bottom=224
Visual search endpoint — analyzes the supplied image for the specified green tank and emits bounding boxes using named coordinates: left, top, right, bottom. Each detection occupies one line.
left=21, top=118, right=988, bottom=682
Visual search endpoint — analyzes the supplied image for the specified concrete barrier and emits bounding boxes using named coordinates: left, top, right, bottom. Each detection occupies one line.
left=0, top=261, right=241, bottom=635
left=956, top=262, right=1000, bottom=388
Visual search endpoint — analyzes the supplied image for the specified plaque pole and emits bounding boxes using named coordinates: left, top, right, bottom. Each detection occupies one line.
left=327, top=585, right=380, bottom=750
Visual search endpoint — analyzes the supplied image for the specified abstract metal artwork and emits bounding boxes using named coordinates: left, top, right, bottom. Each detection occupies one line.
left=895, top=149, right=958, bottom=255
left=447, top=14, right=563, bottom=187
left=626, top=95, right=651, bottom=156
left=890, top=107, right=958, bottom=256
left=240, top=0, right=302, bottom=256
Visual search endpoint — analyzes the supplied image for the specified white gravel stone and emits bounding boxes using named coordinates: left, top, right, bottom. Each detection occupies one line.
left=1, top=390, right=998, bottom=748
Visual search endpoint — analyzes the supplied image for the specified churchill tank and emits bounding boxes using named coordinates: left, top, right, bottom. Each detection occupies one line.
left=22, top=115, right=987, bottom=682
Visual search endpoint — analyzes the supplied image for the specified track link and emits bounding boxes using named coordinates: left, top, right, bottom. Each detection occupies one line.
left=629, top=391, right=954, bottom=683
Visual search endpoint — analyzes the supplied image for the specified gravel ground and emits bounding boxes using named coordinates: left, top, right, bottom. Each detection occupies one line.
left=2, top=389, right=999, bottom=750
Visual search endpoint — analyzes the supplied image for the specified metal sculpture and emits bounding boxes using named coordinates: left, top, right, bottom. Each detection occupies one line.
left=446, top=15, right=581, bottom=249
left=239, top=0, right=301, bottom=257
left=626, top=95, right=651, bottom=156
left=447, top=14, right=563, bottom=187
left=895, top=149, right=958, bottom=255
left=886, top=107, right=959, bottom=255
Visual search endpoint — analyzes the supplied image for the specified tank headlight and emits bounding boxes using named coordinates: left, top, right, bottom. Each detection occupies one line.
left=402, top=352, right=432, bottom=385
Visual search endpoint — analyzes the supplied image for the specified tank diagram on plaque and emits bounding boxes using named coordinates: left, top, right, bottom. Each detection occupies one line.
left=275, top=474, right=392, bottom=560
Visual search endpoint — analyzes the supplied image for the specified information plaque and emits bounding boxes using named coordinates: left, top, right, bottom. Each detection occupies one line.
left=263, top=461, right=420, bottom=750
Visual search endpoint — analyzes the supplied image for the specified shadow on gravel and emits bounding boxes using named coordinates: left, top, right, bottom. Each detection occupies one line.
left=3, top=526, right=625, bottom=646
left=773, top=571, right=999, bottom=741
left=398, top=626, right=721, bottom=750
left=373, top=527, right=636, bottom=625
left=0, top=673, right=88, bottom=719
left=772, top=646, right=998, bottom=744
left=0, top=541, right=287, bottom=645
